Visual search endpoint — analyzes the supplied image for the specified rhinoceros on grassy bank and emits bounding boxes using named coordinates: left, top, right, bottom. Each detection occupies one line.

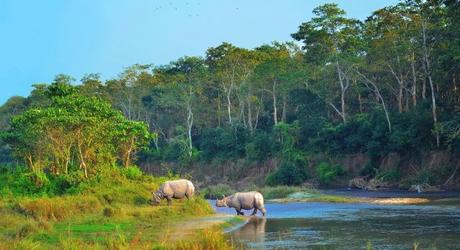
left=152, top=179, right=195, bottom=205
left=216, top=191, right=266, bottom=216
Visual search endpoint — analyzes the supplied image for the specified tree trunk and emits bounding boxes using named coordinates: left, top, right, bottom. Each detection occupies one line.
left=388, top=64, right=405, bottom=113
left=254, top=107, right=260, bottom=130
left=411, top=53, right=418, bottom=107
left=217, top=97, right=221, bottom=127
left=398, top=83, right=403, bottom=113
left=224, top=84, right=233, bottom=125
left=272, top=80, right=278, bottom=126
left=422, top=79, right=427, bottom=100
left=337, top=62, right=348, bottom=123
left=282, top=95, right=287, bottom=123
left=357, top=70, right=392, bottom=132
left=226, top=89, right=232, bottom=124
left=186, top=99, right=194, bottom=158
left=247, top=96, right=253, bottom=133
left=422, top=20, right=439, bottom=147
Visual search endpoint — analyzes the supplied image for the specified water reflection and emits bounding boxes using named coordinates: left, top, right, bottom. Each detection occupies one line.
left=223, top=201, right=460, bottom=250
left=232, top=217, right=266, bottom=243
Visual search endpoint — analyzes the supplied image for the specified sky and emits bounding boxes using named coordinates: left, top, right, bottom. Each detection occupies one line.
left=0, top=0, right=400, bottom=105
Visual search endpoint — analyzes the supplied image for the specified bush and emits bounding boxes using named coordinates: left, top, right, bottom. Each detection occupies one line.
left=316, top=162, right=344, bottom=185
left=102, top=207, right=123, bottom=217
left=120, top=166, right=144, bottom=180
left=14, top=195, right=102, bottom=221
left=376, top=169, right=401, bottom=182
left=201, top=184, right=236, bottom=199
left=266, top=161, right=308, bottom=186
left=245, top=132, right=274, bottom=162
left=260, top=186, right=308, bottom=199
left=199, top=126, right=248, bottom=161
left=15, top=172, right=51, bottom=195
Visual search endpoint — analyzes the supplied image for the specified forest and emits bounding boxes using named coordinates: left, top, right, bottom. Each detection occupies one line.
left=1, top=0, right=460, bottom=190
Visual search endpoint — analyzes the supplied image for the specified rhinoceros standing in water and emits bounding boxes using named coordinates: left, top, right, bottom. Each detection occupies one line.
left=152, top=179, right=195, bottom=205
left=216, top=191, right=266, bottom=216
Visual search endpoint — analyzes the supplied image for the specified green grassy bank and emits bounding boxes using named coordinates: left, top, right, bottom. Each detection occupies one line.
left=0, top=166, right=235, bottom=250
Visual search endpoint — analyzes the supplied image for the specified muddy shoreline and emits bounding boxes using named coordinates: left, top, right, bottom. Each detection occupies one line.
left=320, top=188, right=460, bottom=199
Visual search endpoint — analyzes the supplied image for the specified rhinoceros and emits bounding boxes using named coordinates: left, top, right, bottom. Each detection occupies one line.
left=152, top=179, right=195, bottom=205
left=216, top=191, right=266, bottom=216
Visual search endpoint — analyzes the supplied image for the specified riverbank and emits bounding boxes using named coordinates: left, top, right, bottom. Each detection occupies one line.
left=266, top=189, right=459, bottom=204
left=0, top=170, right=237, bottom=250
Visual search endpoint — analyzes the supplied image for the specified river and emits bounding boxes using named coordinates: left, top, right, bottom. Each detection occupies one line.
left=211, top=191, right=460, bottom=249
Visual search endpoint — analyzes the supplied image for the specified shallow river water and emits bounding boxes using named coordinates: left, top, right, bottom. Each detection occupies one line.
left=211, top=193, right=460, bottom=249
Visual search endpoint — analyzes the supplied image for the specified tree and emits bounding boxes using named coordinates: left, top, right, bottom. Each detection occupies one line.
left=206, top=43, right=260, bottom=125
left=4, top=83, right=152, bottom=177
left=157, top=57, right=208, bottom=158
left=292, top=4, right=362, bottom=123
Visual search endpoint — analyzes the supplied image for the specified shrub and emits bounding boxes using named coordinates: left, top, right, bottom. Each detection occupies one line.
left=266, top=161, right=308, bottom=186
left=245, top=132, right=274, bottom=162
left=260, top=186, right=309, bottom=199
left=15, top=195, right=102, bottom=221
left=201, top=184, right=235, bottom=199
left=199, top=126, right=249, bottom=161
left=376, top=169, right=401, bottom=182
left=16, top=221, right=40, bottom=238
left=103, top=207, right=114, bottom=217
left=14, top=171, right=51, bottom=195
left=174, top=227, right=234, bottom=250
left=316, top=162, right=344, bottom=185
left=120, top=166, right=144, bottom=180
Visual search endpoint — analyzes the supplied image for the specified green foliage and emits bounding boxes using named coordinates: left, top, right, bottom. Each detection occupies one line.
left=15, top=171, right=51, bottom=195
left=316, top=162, right=345, bottom=185
left=245, top=131, right=275, bottom=162
left=0, top=0, right=459, bottom=189
left=201, top=184, right=236, bottom=199
left=0, top=164, right=216, bottom=249
left=120, top=166, right=144, bottom=180
left=266, top=161, right=308, bottom=186
left=3, top=89, right=152, bottom=179
left=259, top=185, right=309, bottom=199
left=199, top=126, right=248, bottom=161
left=376, top=169, right=401, bottom=183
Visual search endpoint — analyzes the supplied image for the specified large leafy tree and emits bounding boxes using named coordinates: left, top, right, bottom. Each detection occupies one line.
left=4, top=84, right=152, bottom=177
left=206, top=43, right=261, bottom=125
left=292, top=4, right=362, bottom=123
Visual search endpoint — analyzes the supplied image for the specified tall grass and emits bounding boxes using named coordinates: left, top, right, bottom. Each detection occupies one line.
left=258, top=186, right=313, bottom=199
left=0, top=166, right=219, bottom=249
left=173, top=227, right=235, bottom=250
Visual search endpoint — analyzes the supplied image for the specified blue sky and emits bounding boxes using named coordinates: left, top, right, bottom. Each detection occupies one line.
left=0, top=0, right=400, bottom=105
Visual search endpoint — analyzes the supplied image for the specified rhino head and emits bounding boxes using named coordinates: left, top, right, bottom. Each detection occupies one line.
left=215, top=195, right=228, bottom=207
left=151, top=191, right=163, bottom=205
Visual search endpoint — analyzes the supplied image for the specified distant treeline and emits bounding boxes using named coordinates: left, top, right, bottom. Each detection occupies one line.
left=1, top=1, right=459, bottom=186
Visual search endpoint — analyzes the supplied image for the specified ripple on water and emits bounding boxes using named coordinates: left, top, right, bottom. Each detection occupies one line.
left=217, top=200, right=460, bottom=250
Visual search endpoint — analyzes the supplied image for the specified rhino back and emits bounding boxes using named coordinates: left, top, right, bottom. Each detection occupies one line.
left=163, top=179, right=192, bottom=198
left=234, top=192, right=263, bottom=210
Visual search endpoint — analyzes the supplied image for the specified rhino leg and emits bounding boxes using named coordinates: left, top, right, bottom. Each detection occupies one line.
left=235, top=209, right=244, bottom=216
left=260, top=208, right=266, bottom=217
left=166, top=196, right=172, bottom=206
left=251, top=208, right=258, bottom=216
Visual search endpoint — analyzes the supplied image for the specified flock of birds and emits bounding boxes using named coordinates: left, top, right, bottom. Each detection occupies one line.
left=152, top=1, right=241, bottom=17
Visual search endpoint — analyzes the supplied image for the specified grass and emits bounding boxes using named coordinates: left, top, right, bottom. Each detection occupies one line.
left=174, top=227, right=236, bottom=250
left=201, top=184, right=236, bottom=199
left=258, top=186, right=312, bottom=199
left=258, top=186, right=360, bottom=203
left=0, top=168, right=233, bottom=250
